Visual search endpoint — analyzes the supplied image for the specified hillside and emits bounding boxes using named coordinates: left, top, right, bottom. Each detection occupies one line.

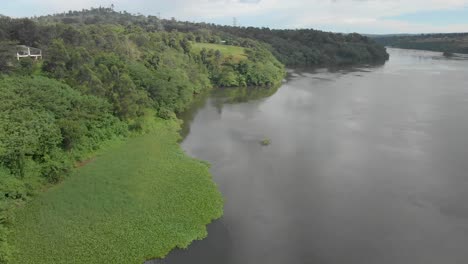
left=373, top=33, right=468, bottom=54
left=33, top=7, right=389, bottom=67
left=192, top=43, right=247, bottom=62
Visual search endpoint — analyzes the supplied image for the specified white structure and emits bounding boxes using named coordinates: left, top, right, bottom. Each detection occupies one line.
left=16, top=45, right=42, bottom=60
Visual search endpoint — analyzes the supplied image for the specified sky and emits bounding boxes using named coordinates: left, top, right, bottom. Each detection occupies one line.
left=1, top=0, right=468, bottom=34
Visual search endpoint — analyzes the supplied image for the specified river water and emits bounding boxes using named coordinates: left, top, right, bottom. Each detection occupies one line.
left=154, top=48, right=468, bottom=264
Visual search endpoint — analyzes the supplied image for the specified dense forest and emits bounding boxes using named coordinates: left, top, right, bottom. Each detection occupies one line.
left=33, top=7, right=389, bottom=67
left=0, top=6, right=388, bottom=262
left=373, top=33, right=468, bottom=54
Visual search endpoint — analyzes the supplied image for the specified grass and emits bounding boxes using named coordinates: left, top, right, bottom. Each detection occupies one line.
left=9, top=119, right=223, bottom=264
left=192, top=42, right=247, bottom=62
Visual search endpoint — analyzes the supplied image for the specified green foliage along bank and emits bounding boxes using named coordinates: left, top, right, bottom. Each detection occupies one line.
left=0, top=76, right=127, bottom=262
left=10, top=119, right=223, bottom=264
left=192, top=43, right=284, bottom=87
left=373, top=33, right=468, bottom=54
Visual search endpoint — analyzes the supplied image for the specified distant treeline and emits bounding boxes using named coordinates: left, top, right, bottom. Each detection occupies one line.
left=30, top=7, right=389, bottom=67
left=373, top=33, right=468, bottom=54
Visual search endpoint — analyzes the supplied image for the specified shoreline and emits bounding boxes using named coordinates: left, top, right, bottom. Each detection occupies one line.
left=9, top=119, right=223, bottom=264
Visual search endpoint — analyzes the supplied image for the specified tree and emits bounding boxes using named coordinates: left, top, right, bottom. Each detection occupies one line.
left=0, top=41, right=17, bottom=73
left=110, top=74, right=149, bottom=119
left=217, top=67, right=239, bottom=87
left=9, top=19, right=39, bottom=47
left=180, top=37, right=192, bottom=54
left=42, top=39, right=70, bottom=79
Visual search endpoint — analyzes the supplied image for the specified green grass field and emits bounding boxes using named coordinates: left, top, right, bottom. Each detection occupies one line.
left=9, top=119, right=223, bottom=264
left=192, top=42, right=247, bottom=62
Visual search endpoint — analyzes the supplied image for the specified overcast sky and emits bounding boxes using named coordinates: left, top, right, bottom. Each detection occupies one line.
left=2, top=0, right=468, bottom=34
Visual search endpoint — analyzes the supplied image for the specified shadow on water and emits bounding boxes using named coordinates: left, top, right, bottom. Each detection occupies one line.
left=285, top=62, right=387, bottom=82
left=211, top=85, right=281, bottom=104
left=211, top=85, right=280, bottom=110
left=177, top=91, right=210, bottom=140
left=144, top=219, right=233, bottom=264
left=178, top=85, right=281, bottom=139
left=289, top=60, right=387, bottom=73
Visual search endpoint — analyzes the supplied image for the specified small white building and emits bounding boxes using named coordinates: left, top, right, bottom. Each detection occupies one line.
left=16, top=45, right=42, bottom=60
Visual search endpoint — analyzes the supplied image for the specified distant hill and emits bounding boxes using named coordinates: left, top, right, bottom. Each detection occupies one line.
left=33, top=7, right=389, bottom=67
left=364, top=33, right=416, bottom=38
left=372, top=33, right=468, bottom=54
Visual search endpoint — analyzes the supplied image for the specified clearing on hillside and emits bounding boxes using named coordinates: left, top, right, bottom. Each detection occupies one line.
left=192, top=42, right=247, bottom=62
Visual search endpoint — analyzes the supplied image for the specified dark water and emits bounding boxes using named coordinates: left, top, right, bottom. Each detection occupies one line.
left=150, top=48, right=468, bottom=264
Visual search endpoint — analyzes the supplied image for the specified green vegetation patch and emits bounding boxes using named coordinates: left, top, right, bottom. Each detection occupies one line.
left=192, top=42, right=247, bottom=62
left=260, top=138, right=271, bottom=146
left=9, top=119, right=223, bottom=264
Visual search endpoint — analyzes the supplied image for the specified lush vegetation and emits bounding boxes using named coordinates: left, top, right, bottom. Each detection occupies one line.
left=0, top=6, right=389, bottom=263
left=10, top=119, right=223, bottom=264
left=0, top=76, right=128, bottom=262
left=194, top=42, right=284, bottom=87
left=373, top=33, right=468, bottom=54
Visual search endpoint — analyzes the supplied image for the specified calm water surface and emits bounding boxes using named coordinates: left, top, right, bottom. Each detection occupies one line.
left=151, top=48, right=468, bottom=264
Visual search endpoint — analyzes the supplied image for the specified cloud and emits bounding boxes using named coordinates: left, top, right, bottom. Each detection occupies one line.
left=284, top=0, right=468, bottom=32
left=3, top=0, right=468, bottom=33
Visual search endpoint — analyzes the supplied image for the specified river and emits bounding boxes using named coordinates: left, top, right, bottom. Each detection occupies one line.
left=151, top=48, right=468, bottom=264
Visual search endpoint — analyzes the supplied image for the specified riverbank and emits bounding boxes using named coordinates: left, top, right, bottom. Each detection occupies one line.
left=9, top=118, right=223, bottom=264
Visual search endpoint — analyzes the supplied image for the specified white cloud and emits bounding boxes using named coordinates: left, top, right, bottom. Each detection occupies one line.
left=151, top=0, right=468, bottom=21
left=284, top=0, right=468, bottom=33
left=5, top=0, right=468, bottom=33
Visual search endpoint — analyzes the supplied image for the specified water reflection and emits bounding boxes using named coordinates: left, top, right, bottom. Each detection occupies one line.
left=177, top=92, right=210, bottom=139
left=178, top=86, right=281, bottom=139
